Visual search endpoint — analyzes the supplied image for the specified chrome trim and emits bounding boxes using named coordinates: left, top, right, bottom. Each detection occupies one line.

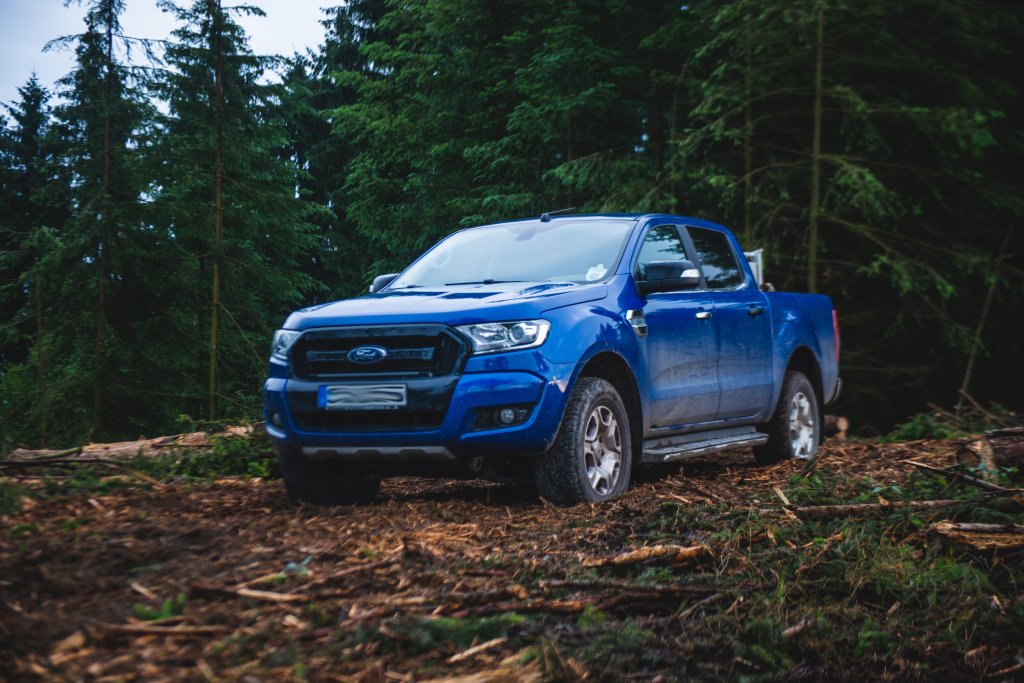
left=626, top=309, right=648, bottom=338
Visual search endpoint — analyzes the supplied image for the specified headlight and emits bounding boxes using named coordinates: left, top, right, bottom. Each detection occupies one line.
left=456, top=320, right=550, bottom=354
left=270, top=329, right=301, bottom=361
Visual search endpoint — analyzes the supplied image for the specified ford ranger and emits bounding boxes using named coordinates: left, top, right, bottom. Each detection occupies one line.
left=264, top=214, right=841, bottom=505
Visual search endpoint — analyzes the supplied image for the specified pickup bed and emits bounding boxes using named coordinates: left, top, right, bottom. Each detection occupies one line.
left=264, top=214, right=841, bottom=505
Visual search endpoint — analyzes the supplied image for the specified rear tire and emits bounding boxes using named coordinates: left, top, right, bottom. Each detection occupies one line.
left=278, top=447, right=380, bottom=505
left=754, top=371, right=820, bottom=465
left=534, top=377, right=633, bottom=505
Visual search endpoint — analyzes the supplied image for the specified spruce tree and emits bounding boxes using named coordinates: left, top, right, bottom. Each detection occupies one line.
left=154, top=0, right=316, bottom=421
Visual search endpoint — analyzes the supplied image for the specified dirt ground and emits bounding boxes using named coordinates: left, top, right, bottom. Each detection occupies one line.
left=2, top=440, right=1022, bottom=682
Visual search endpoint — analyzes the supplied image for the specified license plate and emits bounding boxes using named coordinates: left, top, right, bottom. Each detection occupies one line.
left=317, top=384, right=407, bottom=410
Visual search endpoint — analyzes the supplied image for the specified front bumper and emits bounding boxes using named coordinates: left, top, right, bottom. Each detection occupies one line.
left=263, top=357, right=577, bottom=462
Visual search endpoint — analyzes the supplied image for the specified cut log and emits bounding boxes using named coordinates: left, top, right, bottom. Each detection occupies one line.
left=823, top=415, right=849, bottom=439
left=958, top=427, right=1024, bottom=482
left=929, top=520, right=1024, bottom=552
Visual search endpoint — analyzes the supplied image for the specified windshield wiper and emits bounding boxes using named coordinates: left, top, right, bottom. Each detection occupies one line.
left=444, top=279, right=524, bottom=286
left=388, top=285, right=423, bottom=290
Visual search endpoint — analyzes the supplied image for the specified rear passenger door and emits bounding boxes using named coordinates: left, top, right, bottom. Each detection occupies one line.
left=685, top=226, right=772, bottom=420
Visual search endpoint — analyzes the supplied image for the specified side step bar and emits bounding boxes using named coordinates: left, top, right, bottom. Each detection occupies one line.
left=641, top=426, right=768, bottom=464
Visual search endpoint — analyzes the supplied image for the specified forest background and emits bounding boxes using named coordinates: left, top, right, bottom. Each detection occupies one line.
left=1, top=0, right=1021, bottom=450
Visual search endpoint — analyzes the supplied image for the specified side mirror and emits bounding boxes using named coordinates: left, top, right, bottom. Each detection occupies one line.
left=369, top=273, right=399, bottom=293
left=637, top=260, right=700, bottom=295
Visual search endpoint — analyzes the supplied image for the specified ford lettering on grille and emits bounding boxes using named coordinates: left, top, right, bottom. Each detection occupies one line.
left=347, top=345, right=388, bottom=364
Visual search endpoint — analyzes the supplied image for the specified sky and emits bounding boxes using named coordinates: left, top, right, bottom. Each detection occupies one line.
left=0, top=0, right=331, bottom=107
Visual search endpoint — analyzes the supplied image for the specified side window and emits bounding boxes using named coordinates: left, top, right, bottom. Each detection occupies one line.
left=687, top=227, right=743, bottom=289
left=636, top=225, right=688, bottom=280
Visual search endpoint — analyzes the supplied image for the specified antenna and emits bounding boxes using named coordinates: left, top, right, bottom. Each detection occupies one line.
left=539, top=207, right=576, bottom=222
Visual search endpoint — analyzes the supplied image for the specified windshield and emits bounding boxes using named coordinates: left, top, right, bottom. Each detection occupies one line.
left=389, top=219, right=635, bottom=289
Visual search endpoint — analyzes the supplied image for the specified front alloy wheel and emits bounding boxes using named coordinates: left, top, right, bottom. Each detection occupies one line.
left=584, top=404, right=623, bottom=496
left=535, top=377, right=633, bottom=505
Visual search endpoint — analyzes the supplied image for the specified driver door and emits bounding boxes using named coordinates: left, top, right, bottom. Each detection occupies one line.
left=636, top=225, right=720, bottom=429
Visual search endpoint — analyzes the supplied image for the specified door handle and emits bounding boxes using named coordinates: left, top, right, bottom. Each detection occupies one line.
left=748, top=305, right=764, bottom=316
left=696, top=311, right=712, bottom=320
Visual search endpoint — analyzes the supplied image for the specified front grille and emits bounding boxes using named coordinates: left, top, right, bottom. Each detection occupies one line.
left=290, top=325, right=468, bottom=380
left=292, top=410, right=445, bottom=433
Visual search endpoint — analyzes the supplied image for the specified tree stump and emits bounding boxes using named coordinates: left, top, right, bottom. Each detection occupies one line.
left=958, top=427, right=1024, bottom=482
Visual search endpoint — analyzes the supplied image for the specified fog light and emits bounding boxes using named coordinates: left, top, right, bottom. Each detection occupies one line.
left=497, top=408, right=517, bottom=425
left=270, top=410, right=284, bottom=428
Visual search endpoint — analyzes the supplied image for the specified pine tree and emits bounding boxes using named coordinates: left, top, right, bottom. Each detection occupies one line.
left=154, top=0, right=316, bottom=421
left=44, top=0, right=155, bottom=441
left=0, top=76, right=69, bottom=447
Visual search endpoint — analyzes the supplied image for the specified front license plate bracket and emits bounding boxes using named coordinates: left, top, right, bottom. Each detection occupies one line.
left=317, top=384, right=407, bottom=410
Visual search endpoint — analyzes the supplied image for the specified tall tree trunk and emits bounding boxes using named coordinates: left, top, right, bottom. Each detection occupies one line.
left=35, top=270, right=46, bottom=448
left=743, top=16, right=753, bottom=244
left=807, top=8, right=824, bottom=294
left=955, top=225, right=1014, bottom=413
left=90, top=5, right=115, bottom=440
left=208, top=1, right=225, bottom=421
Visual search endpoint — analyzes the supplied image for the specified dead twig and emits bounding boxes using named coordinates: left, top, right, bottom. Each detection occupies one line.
left=191, top=582, right=309, bottom=603
left=446, top=637, right=508, bottom=664
left=289, top=558, right=400, bottom=593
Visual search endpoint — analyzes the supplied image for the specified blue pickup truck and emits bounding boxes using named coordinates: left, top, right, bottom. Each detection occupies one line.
left=264, top=214, right=840, bottom=505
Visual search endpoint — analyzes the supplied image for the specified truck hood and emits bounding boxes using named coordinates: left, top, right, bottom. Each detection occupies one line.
left=283, top=281, right=608, bottom=329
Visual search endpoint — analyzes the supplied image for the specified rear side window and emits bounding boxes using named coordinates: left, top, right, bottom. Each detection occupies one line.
left=636, top=225, right=688, bottom=279
left=687, top=227, right=743, bottom=289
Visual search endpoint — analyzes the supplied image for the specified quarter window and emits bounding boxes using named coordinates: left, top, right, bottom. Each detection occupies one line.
left=687, top=227, right=743, bottom=288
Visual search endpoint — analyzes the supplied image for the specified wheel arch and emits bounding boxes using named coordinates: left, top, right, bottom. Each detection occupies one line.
left=783, top=346, right=824, bottom=433
left=577, top=351, right=644, bottom=464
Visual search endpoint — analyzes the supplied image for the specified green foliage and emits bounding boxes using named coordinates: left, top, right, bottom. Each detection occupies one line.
left=0, top=480, right=27, bottom=516
left=131, top=592, right=186, bottom=621
left=129, top=432, right=279, bottom=481
left=1, top=0, right=1023, bottom=443
left=882, top=413, right=963, bottom=441
left=387, top=613, right=529, bottom=654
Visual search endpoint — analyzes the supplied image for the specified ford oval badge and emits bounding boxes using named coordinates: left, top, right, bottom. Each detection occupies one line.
left=347, top=345, right=388, bottom=364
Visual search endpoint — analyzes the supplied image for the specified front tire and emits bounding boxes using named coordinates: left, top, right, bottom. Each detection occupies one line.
left=534, top=377, right=633, bottom=505
left=278, top=447, right=380, bottom=505
left=754, top=371, right=820, bottom=465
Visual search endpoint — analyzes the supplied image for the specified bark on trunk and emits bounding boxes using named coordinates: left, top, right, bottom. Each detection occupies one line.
left=807, top=8, right=824, bottom=294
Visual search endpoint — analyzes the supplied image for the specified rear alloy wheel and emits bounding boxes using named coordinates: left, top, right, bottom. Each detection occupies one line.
left=754, top=370, right=820, bottom=465
left=535, top=377, right=633, bottom=505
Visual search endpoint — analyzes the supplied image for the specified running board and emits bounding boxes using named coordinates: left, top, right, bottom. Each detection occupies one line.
left=641, top=426, right=768, bottom=464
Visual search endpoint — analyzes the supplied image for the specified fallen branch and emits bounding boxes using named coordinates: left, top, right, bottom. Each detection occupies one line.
left=790, top=499, right=962, bottom=520
left=0, top=457, right=122, bottom=468
left=0, top=457, right=166, bottom=490
left=446, top=598, right=590, bottom=619
left=99, top=623, right=230, bottom=636
left=582, top=544, right=708, bottom=568
left=539, top=579, right=716, bottom=595
left=903, top=459, right=1020, bottom=494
